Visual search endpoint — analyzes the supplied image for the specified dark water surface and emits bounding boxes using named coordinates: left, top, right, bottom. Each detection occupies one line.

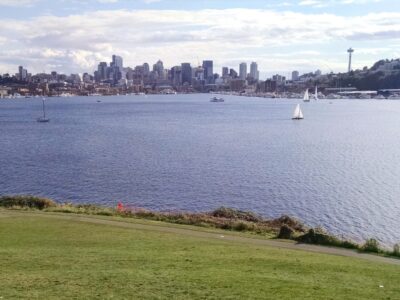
left=1, top=95, right=400, bottom=245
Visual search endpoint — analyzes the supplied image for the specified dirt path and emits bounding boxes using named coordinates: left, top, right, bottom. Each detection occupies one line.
left=2, top=210, right=400, bottom=266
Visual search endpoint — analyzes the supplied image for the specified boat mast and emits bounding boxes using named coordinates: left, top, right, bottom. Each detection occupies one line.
left=42, top=99, right=46, bottom=118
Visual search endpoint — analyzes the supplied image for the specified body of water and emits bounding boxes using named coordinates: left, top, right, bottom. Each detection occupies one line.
left=1, top=94, right=399, bottom=245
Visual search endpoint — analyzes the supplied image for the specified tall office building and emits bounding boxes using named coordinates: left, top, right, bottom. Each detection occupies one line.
left=143, top=63, right=150, bottom=76
left=292, top=70, right=299, bottom=81
left=250, top=62, right=259, bottom=80
left=181, top=63, right=192, bottom=85
left=171, top=66, right=182, bottom=86
left=222, top=67, right=229, bottom=77
left=230, top=68, right=238, bottom=78
left=18, top=66, right=28, bottom=81
left=153, top=60, right=165, bottom=79
left=108, top=55, right=124, bottom=84
left=97, top=62, right=108, bottom=81
left=111, top=55, right=123, bottom=69
left=239, top=62, right=247, bottom=80
left=193, top=66, right=204, bottom=81
left=202, top=60, right=214, bottom=84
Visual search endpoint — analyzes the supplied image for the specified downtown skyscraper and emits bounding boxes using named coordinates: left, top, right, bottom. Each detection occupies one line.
left=202, top=60, right=214, bottom=84
left=239, top=62, right=247, bottom=80
left=250, top=62, right=259, bottom=80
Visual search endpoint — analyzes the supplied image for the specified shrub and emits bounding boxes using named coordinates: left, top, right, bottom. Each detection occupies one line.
left=95, top=211, right=113, bottom=216
left=392, top=244, right=400, bottom=257
left=295, top=228, right=359, bottom=250
left=362, top=238, right=381, bottom=253
left=276, top=215, right=305, bottom=231
left=210, top=207, right=262, bottom=222
left=277, top=224, right=294, bottom=239
left=234, top=221, right=249, bottom=231
left=0, top=195, right=56, bottom=210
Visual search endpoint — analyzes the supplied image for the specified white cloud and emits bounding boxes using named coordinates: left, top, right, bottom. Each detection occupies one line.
left=0, top=0, right=38, bottom=6
left=0, top=8, right=399, bottom=75
left=298, top=0, right=383, bottom=8
left=142, top=0, right=162, bottom=3
left=97, top=0, right=118, bottom=3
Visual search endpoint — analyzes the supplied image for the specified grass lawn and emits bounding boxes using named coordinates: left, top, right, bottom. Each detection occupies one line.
left=0, top=213, right=399, bottom=299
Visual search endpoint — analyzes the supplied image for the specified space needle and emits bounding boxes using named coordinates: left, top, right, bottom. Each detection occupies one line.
left=347, top=48, right=354, bottom=72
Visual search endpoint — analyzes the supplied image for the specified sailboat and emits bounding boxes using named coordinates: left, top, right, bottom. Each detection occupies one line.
left=303, top=89, right=310, bottom=102
left=292, top=104, right=304, bottom=120
left=314, top=86, right=319, bottom=101
left=37, top=98, right=50, bottom=123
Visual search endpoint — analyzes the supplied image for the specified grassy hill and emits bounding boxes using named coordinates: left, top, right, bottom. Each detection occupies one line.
left=0, top=210, right=399, bottom=299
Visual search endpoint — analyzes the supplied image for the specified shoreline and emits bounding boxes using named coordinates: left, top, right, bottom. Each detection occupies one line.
left=1, top=195, right=399, bottom=259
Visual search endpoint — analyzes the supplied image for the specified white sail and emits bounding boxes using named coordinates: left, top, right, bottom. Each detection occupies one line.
left=298, top=106, right=304, bottom=119
left=303, top=89, right=310, bottom=102
left=292, top=104, right=304, bottom=119
left=315, top=86, right=319, bottom=100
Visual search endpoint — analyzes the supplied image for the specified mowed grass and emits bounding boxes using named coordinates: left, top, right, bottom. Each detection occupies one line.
left=0, top=215, right=399, bottom=300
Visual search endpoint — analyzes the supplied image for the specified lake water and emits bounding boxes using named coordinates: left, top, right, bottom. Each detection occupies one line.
left=1, top=94, right=400, bottom=246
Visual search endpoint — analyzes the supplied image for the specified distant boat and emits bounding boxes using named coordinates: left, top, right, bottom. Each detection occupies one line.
left=37, top=98, right=50, bottom=123
left=314, top=86, right=319, bottom=101
left=210, top=96, right=224, bottom=102
left=292, top=104, right=304, bottom=120
left=303, top=89, right=310, bottom=102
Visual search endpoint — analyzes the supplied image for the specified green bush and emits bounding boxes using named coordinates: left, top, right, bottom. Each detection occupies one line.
left=392, top=244, right=400, bottom=257
left=362, top=239, right=381, bottom=253
left=295, top=228, right=359, bottom=250
left=277, top=224, right=294, bottom=239
left=211, top=207, right=262, bottom=222
left=0, top=195, right=56, bottom=210
left=234, top=221, right=249, bottom=231
left=275, top=215, right=306, bottom=232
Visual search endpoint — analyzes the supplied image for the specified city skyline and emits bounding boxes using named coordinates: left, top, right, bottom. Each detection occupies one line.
left=0, top=0, right=400, bottom=77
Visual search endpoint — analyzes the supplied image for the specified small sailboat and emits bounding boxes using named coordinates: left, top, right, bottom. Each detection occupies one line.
left=303, top=89, right=310, bottom=102
left=37, top=98, right=50, bottom=123
left=210, top=96, right=224, bottom=102
left=314, top=86, right=319, bottom=101
left=292, top=104, right=304, bottom=120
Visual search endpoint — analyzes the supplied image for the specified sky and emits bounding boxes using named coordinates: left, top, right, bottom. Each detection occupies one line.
left=0, top=0, right=400, bottom=79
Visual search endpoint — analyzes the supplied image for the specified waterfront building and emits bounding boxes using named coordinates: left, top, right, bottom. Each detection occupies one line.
left=272, top=74, right=286, bottom=82
left=82, top=73, right=92, bottom=83
left=68, top=74, right=81, bottom=84
left=258, top=79, right=277, bottom=93
left=230, top=79, right=246, bottom=91
left=239, top=63, right=247, bottom=80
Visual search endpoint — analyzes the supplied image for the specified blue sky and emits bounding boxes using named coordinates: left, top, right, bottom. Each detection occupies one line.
left=0, top=0, right=399, bottom=78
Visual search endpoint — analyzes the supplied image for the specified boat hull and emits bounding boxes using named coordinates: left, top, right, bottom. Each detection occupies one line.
left=37, top=118, right=50, bottom=123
